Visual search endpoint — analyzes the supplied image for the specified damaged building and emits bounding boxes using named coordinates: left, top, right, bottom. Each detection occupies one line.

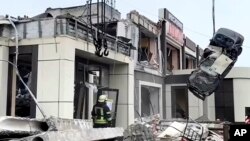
left=0, top=2, right=135, bottom=128
left=0, top=3, right=205, bottom=128
left=1, top=2, right=248, bottom=134
left=127, top=9, right=204, bottom=120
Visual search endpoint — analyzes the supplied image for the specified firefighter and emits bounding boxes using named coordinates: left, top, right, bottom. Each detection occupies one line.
left=91, top=95, right=112, bottom=128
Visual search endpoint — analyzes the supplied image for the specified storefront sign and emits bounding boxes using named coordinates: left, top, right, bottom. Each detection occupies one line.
left=168, top=12, right=183, bottom=31
left=167, top=21, right=184, bottom=44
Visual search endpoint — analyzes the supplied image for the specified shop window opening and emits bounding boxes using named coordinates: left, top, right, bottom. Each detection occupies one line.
left=171, top=86, right=189, bottom=118
left=140, top=85, right=160, bottom=117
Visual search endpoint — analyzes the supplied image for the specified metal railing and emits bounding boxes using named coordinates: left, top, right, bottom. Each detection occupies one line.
left=57, top=17, right=131, bottom=56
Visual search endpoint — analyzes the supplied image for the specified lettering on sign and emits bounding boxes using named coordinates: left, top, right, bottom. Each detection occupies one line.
left=168, top=12, right=183, bottom=31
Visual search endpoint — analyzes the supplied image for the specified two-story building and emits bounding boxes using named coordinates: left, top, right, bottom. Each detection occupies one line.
left=0, top=2, right=135, bottom=128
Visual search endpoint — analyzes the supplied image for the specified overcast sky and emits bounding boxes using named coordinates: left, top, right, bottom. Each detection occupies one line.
left=1, top=0, right=250, bottom=67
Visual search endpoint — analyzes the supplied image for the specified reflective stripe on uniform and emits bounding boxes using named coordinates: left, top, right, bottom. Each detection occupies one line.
left=95, top=119, right=108, bottom=124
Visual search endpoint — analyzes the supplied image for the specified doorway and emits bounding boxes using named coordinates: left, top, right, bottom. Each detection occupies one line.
left=74, top=57, right=109, bottom=119
left=171, top=86, right=189, bottom=118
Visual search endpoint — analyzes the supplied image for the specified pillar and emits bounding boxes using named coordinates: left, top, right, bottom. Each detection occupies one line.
left=109, top=63, right=134, bottom=128
left=0, top=46, right=9, bottom=116
left=36, top=40, right=75, bottom=119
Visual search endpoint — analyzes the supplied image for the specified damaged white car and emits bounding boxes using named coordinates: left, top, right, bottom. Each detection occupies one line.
left=188, top=28, right=244, bottom=100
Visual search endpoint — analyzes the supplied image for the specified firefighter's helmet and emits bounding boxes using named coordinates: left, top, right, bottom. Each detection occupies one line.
left=98, top=95, right=107, bottom=103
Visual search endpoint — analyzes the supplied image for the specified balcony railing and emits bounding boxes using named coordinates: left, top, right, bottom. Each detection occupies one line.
left=0, top=17, right=131, bottom=56
left=59, top=17, right=131, bottom=56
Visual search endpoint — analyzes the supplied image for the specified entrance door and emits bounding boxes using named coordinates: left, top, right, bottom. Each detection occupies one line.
left=74, top=60, right=103, bottom=120
left=97, top=89, right=119, bottom=127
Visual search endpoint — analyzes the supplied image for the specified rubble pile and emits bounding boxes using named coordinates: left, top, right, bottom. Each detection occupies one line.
left=157, top=120, right=223, bottom=141
left=124, top=115, right=224, bottom=141
left=123, top=123, right=155, bottom=141
left=123, top=114, right=161, bottom=141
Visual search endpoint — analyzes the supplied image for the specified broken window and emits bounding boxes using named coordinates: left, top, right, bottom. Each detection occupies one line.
left=138, top=32, right=159, bottom=68
left=141, top=86, right=160, bottom=117
left=171, top=86, right=188, bottom=118
left=138, top=35, right=150, bottom=62
left=7, top=46, right=38, bottom=118
left=185, top=54, right=196, bottom=69
left=167, top=45, right=180, bottom=71
left=15, top=55, right=32, bottom=117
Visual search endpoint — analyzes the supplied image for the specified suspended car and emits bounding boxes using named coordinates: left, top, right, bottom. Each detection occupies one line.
left=188, top=28, right=244, bottom=100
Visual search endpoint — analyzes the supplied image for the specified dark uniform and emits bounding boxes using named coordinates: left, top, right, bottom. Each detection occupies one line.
left=91, top=102, right=112, bottom=128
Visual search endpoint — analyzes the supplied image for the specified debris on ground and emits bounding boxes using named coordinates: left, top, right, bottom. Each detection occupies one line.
left=123, top=115, right=224, bottom=141
left=0, top=116, right=124, bottom=141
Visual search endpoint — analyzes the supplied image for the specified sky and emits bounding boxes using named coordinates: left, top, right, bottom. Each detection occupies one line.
left=1, top=0, right=250, bottom=67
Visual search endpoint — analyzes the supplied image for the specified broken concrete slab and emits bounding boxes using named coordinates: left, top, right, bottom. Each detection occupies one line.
left=12, top=128, right=124, bottom=141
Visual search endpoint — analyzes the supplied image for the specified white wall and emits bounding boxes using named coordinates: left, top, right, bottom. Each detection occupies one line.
left=188, top=89, right=204, bottom=119
left=126, top=22, right=139, bottom=66
left=109, top=63, right=134, bottom=128
left=0, top=46, right=9, bottom=116
left=233, top=79, right=250, bottom=122
left=207, top=93, right=215, bottom=121
left=36, top=40, right=75, bottom=119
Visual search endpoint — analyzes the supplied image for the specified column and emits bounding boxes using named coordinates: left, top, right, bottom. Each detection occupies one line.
left=36, top=41, right=75, bottom=119
left=109, top=63, right=134, bottom=128
left=0, top=46, right=9, bottom=116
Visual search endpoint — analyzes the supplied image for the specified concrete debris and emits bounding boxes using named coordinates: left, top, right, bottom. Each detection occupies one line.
left=0, top=116, right=48, bottom=139
left=158, top=122, right=186, bottom=139
left=12, top=128, right=124, bottom=141
left=157, top=121, right=224, bottom=141
left=123, top=114, right=164, bottom=141
left=158, top=121, right=209, bottom=141
left=123, top=123, right=155, bottom=141
left=45, top=116, right=93, bottom=131
left=205, top=134, right=223, bottom=141
left=128, top=114, right=226, bottom=141
left=0, top=116, right=124, bottom=140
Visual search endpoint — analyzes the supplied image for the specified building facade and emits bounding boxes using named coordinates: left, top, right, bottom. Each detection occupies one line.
left=0, top=4, right=134, bottom=128
left=1, top=2, right=246, bottom=129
